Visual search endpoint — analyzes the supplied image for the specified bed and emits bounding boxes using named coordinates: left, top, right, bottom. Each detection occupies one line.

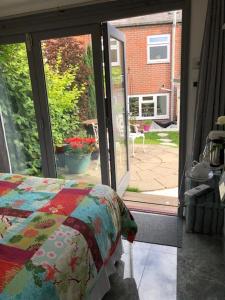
left=0, top=173, right=137, bottom=300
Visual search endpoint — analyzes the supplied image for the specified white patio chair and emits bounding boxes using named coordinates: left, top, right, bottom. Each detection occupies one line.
left=129, top=124, right=145, bottom=157
left=91, top=123, right=99, bottom=144
left=90, top=123, right=101, bottom=170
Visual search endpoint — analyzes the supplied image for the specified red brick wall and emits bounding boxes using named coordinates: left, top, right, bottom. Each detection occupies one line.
left=118, top=23, right=182, bottom=120
left=74, top=35, right=92, bottom=47
left=72, top=26, right=182, bottom=121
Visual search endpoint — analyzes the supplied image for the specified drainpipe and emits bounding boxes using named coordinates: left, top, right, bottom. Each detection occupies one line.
left=170, top=11, right=177, bottom=122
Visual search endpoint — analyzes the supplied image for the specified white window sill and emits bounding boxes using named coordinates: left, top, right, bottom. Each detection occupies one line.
left=111, top=62, right=120, bottom=67
left=147, top=60, right=170, bottom=64
left=133, top=116, right=169, bottom=120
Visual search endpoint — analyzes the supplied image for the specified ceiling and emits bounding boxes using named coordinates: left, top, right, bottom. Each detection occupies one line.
left=0, top=0, right=113, bottom=19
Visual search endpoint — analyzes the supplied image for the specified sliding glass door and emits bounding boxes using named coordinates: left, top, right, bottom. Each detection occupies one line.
left=24, top=25, right=109, bottom=185
left=103, top=23, right=130, bottom=195
left=40, top=33, right=102, bottom=184
left=0, top=42, right=42, bottom=176
left=0, top=24, right=129, bottom=194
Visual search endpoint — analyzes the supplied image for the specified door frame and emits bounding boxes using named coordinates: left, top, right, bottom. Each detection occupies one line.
left=102, top=22, right=130, bottom=195
left=30, top=24, right=110, bottom=184
left=0, top=34, right=54, bottom=176
left=0, top=1, right=188, bottom=37
left=0, top=108, right=11, bottom=172
left=0, top=0, right=191, bottom=205
left=0, top=25, right=110, bottom=184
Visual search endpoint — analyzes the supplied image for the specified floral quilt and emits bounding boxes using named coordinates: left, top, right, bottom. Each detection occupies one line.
left=0, top=173, right=137, bottom=300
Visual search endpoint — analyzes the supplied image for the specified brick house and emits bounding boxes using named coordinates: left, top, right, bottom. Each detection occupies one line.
left=111, top=11, right=182, bottom=123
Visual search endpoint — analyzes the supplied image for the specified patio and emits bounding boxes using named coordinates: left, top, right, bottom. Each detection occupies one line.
left=62, top=142, right=179, bottom=192
left=129, top=143, right=179, bottom=192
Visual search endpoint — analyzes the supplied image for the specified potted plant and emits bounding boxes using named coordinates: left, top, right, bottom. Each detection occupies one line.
left=64, top=137, right=96, bottom=174
left=143, top=120, right=152, bottom=132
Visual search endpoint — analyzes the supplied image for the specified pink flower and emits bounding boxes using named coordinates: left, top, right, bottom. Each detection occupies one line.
left=34, top=248, right=45, bottom=257
left=56, top=231, right=64, bottom=237
left=49, top=234, right=56, bottom=240
left=55, top=241, right=63, bottom=248
left=47, top=251, right=56, bottom=259
left=25, top=187, right=32, bottom=191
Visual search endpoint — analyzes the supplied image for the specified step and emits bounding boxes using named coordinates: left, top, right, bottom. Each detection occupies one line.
left=124, top=200, right=178, bottom=215
left=123, top=191, right=178, bottom=207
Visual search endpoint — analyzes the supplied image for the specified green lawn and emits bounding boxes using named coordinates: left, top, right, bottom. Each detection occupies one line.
left=135, top=131, right=179, bottom=146
left=126, top=186, right=141, bottom=192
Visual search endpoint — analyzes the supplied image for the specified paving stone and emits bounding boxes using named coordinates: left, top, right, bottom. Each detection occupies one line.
left=153, top=167, right=178, bottom=176
left=160, top=142, right=177, bottom=147
left=158, top=138, right=172, bottom=143
left=161, top=162, right=179, bottom=171
left=129, top=144, right=178, bottom=191
left=157, top=133, right=169, bottom=137
left=64, top=144, right=178, bottom=193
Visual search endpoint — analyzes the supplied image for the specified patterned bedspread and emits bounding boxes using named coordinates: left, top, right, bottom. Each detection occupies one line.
left=0, top=173, right=137, bottom=300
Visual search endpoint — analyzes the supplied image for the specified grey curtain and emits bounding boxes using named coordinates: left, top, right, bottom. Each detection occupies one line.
left=193, top=0, right=225, bottom=161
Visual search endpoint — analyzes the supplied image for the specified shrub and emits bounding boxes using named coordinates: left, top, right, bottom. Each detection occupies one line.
left=0, top=42, right=88, bottom=175
left=43, top=54, right=85, bottom=145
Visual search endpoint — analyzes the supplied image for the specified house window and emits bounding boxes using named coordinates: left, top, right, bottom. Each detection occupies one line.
left=129, top=97, right=139, bottom=117
left=157, top=95, right=168, bottom=116
left=129, top=94, right=169, bottom=119
left=147, top=35, right=170, bottom=63
left=110, top=39, right=120, bottom=66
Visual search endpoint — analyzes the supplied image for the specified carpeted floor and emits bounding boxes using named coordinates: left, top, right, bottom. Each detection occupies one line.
left=132, top=211, right=182, bottom=247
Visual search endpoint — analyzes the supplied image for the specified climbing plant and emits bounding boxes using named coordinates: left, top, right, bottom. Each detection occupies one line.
left=0, top=43, right=41, bottom=175
left=0, top=42, right=86, bottom=175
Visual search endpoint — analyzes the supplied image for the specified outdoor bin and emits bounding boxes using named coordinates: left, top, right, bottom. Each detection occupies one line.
left=184, top=184, right=224, bottom=234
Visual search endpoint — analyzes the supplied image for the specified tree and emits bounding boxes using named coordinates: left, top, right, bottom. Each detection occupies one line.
left=0, top=42, right=86, bottom=175
left=83, top=45, right=97, bottom=120
left=43, top=37, right=97, bottom=121
left=44, top=54, right=85, bottom=145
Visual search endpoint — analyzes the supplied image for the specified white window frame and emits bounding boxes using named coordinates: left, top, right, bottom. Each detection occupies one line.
left=111, top=39, right=120, bottom=66
left=128, top=93, right=169, bottom=120
left=147, top=34, right=170, bottom=64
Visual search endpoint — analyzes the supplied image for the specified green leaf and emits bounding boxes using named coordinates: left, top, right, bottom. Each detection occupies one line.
left=9, top=235, right=23, bottom=243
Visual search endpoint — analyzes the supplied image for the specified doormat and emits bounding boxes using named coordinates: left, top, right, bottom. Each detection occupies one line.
left=132, top=211, right=182, bottom=248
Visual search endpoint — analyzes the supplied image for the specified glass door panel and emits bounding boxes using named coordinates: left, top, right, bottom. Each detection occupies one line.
left=41, top=35, right=101, bottom=184
left=103, top=23, right=130, bottom=195
left=110, top=38, right=128, bottom=186
left=0, top=42, right=42, bottom=176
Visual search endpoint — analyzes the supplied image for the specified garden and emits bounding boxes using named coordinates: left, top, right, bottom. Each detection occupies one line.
left=135, top=131, right=179, bottom=147
left=0, top=37, right=97, bottom=176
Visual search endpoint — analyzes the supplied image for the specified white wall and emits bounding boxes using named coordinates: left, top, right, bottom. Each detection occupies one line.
left=185, top=0, right=208, bottom=166
left=0, top=0, right=114, bottom=19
